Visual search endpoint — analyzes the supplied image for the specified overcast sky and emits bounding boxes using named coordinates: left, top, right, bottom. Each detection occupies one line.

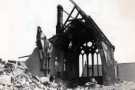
left=0, top=0, right=135, bottom=63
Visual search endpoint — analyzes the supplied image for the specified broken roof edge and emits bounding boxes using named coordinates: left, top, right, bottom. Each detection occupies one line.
left=69, top=0, right=114, bottom=49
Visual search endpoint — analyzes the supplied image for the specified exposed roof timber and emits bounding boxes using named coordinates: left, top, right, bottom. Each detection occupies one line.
left=69, top=0, right=114, bottom=48
left=63, top=6, right=76, bottom=26
left=63, top=9, right=74, bottom=19
left=18, top=55, right=30, bottom=59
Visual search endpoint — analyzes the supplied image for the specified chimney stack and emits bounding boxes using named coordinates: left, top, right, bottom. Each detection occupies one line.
left=56, top=5, right=63, bottom=34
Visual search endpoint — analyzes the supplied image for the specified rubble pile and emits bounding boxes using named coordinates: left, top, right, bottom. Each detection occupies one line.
left=0, top=61, right=64, bottom=90
left=1, top=60, right=135, bottom=90
left=70, top=81, right=135, bottom=90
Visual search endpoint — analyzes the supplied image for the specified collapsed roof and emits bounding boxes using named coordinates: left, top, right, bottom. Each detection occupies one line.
left=49, top=0, right=118, bottom=85
left=26, top=0, right=118, bottom=86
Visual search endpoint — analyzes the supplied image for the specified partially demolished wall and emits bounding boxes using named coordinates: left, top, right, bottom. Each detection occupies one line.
left=25, top=0, right=118, bottom=86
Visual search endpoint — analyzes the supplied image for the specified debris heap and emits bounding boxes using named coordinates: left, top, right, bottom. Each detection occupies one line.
left=0, top=61, right=65, bottom=90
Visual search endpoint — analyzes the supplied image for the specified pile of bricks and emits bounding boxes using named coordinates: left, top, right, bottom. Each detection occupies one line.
left=0, top=61, right=64, bottom=90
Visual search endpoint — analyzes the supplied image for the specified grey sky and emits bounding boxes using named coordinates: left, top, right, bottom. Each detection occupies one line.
left=0, top=0, right=135, bottom=63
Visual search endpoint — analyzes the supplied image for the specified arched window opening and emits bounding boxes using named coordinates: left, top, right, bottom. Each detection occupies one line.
left=79, top=42, right=103, bottom=78
left=79, top=54, right=82, bottom=77
left=88, top=53, right=92, bottom=76
left=98, top=53, right=102, bottom=76
left=94, top=53, right=97, bottom=76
